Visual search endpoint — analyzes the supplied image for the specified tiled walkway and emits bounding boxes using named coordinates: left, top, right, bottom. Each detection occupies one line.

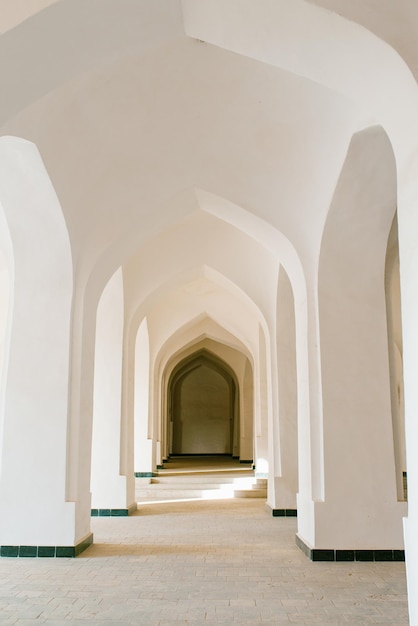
left=0, top=498, right=409, bottom=625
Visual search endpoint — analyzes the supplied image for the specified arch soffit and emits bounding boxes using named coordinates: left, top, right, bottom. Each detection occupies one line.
left=122, top=193, right=304, bottom=314
left=129, top=263, right=269, bottom=357
left=305, top=0, right=418, bottom=81
left=7, top=0, right=418, bottom=77
left=0, top=135, right=72, bottom=278
left=4, top=0, right=418, bottom=154
left=182, top=0, right=418, bottom=175
left=121, top=191, right=305, bottom=337
left=0, top=0, right=184, bottom=125
left=75, top=179, right=307, bottom=330
left=151, top=306, right=257, bottom=373
left=319, top=125, right=397, bottom=268
left=194, top=189, right=306, bottom=308
left=386, top=212, right=400, bottom=273
left=1, top=1, right=59, bottom=34
left=122, top=218, right=272, bottom=320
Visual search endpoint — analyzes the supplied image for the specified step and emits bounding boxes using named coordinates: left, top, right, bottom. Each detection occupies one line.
left=140, top=482, right=259, bottom=494
left=150, top=476, right=256, bottom=487
left=136, top=486, right=240, bottom=501
left=135, top=466, right=266, bottom=502
left=153, top=471, right=254, bottom=481
left=137, top=488, right=214, bottom=499
left=140, top=484, right=236, bottom=493
left=233, top=489, right=267, bottom=498
left=253, top=479, right=267, bottom=489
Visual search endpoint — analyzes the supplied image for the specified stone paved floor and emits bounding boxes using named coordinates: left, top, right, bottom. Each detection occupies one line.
left=0, top=498, right=409, bottom=625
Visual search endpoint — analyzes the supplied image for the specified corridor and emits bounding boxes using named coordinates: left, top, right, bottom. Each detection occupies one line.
left=0, top=497, right=408, bottom=624
left=2, top=0, right=418, bottom=622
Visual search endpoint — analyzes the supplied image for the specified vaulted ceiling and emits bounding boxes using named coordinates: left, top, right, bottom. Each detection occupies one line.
left=0, top=0, right=414, bottom=325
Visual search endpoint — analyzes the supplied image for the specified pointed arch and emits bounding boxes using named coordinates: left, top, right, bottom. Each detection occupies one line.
left=168, top=349, right=238, bottom=456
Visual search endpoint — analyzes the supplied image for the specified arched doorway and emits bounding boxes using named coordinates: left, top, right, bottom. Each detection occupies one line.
left=169, top=351, right=237, bottom=455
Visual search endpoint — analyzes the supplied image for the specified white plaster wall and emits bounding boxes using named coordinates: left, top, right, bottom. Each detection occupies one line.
left=0, top=0, right=58, bottom=33
left=385, top=217, right=406, bottom=500
left=255, top=324, right=270, bottom=477
left=317, top=128, right=406, bottom=549
left=0, top=0, right=185, bottom=132
left=272, top=266, right=298, bottom=509
left=0, top=267, right=10, bottom=385
left=66, top=274, right=103, bottom=541
left=133, top=318, right=153, bottom=474
left=182, top=0, right=418, bottom=173
left=242, top=360, right=254, bottom=462
left=306, top=0, right=418, bottom=79
left=91, top=268, right=133, bottom=509
left=0, top=137, right=76, bottom=545
left=0, top=215, right=13, bottom=457
left=400, top=197, right=418, bottom=624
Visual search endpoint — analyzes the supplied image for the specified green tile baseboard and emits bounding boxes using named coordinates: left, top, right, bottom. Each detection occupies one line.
left=91, top=503, right=137, bottom=517
left=0, top=533, right=93, bottom=558
left=272, top=509, right=297, bottom=517
left=265, top=503, right=297, bottom=517
left=296, top=534, right=405, bottom=562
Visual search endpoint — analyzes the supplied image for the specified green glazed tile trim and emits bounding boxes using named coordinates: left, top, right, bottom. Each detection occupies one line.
left=0, top=533, right=93, bottom=558
left=91, top=506, right=137, bottom=517
left=295, top=534, right=405, bottom=562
